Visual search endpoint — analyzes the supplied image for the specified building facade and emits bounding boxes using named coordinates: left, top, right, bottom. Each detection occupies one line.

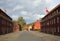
left=0, top=9, right=13, bottom=35
left=32, top=20, right=41, bottom=31
left=41, top=4, right=60, bottom=35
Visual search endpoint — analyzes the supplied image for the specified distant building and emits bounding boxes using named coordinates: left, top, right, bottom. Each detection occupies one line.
left=24, top=25, right=28, bottom=31
left=0, top=9, right=13, bottom=35
left=32, top=20, right=41, bottom=30
left=28, top=25, right=32, bottom=31
left=13, top=21, right=22, bottom=31
left=41, top=4, right=60, bottom=35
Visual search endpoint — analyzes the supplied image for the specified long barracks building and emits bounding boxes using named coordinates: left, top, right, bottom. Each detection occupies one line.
left=41, top=4, right=60, bottom=35
left=0, top=9, right=13, bottom=35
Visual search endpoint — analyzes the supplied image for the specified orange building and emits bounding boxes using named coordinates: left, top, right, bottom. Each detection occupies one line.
left=33, top=20, right=41, bottom=30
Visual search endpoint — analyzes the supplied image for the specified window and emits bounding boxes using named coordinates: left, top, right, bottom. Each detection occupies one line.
left=57, top=17, right=59, bottom=23
left=53, top=10, right=57, bottom=14
left=47, top=22, right=49, bottom=25
left=57, top=27, right=60, bottom=32
left=52, top=20, right=53, bottom=24
left=50, top=20, right=52, bottom=24
left=2, top=19, right=4, bottom=24
left=54, top=27, right=56, bottom=32
left=53, top=11, right=55, bottom=14
left=3, top=20, right=6, bottom=24
left=54, top=18, right=55, bottom=24
left=56, top=10, right=58, bottom=13
left=51, top=13, right=53, bottom=16
left=50, top=20, right=51, bottom=24
left=7, top=21, right=8, bottom=25
left=10, top=23, right=12, bottom=26
left=55, top=10, right=58, bottom=14
left=58, top=8, right=60, bottom=12
left=44, top=23, right=45, bottom=26
left=0, top=18, right=1, bottom=25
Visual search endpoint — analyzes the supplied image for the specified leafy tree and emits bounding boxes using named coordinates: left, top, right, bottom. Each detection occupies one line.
left=18, top=16, right=26, bottom=29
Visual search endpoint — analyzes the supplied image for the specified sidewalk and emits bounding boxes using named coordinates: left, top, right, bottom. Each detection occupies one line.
left=31, top=31, right=60, bottom=41
left=0, top=31, right=21, bottom=41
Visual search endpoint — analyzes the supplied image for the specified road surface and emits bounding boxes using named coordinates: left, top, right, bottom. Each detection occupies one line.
left=15, top=31, right=41, bottom=41
left=0, top=31, right=60, bottom=41
left=15, top=31, right=60, bottom=41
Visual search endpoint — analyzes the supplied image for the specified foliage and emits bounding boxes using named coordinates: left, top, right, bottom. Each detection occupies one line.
left=18, top=16, right=26, bottom=28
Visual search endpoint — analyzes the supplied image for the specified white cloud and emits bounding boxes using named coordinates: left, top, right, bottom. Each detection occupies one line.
left=34, top=14, right=45, bottom=20
left=33, top=0, right=41, bottom=7
left=45, top=0, right=54, bottom=4
left=23, top=16, right=30, bottom=20
left=11, top=15, right=18, bottom=20
left=48, top=4, right=59, bottom=11
left=13, top=5, right=24, bottom=11
left=48, top=6, right=55, bottom=11
left=20, top=11, right=28, bottom=15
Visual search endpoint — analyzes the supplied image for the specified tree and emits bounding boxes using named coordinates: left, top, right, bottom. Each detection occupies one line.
left=18, top=16, right=26, bottom=29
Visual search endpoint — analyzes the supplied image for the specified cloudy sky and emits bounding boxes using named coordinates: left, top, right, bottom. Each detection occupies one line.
left=0, top=0, right=60, bottom=24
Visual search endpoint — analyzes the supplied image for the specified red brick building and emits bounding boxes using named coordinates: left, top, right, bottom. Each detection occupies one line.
left=41, top=4, right=60, bottom=35
left=0, top=9, right=13, bottom=35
